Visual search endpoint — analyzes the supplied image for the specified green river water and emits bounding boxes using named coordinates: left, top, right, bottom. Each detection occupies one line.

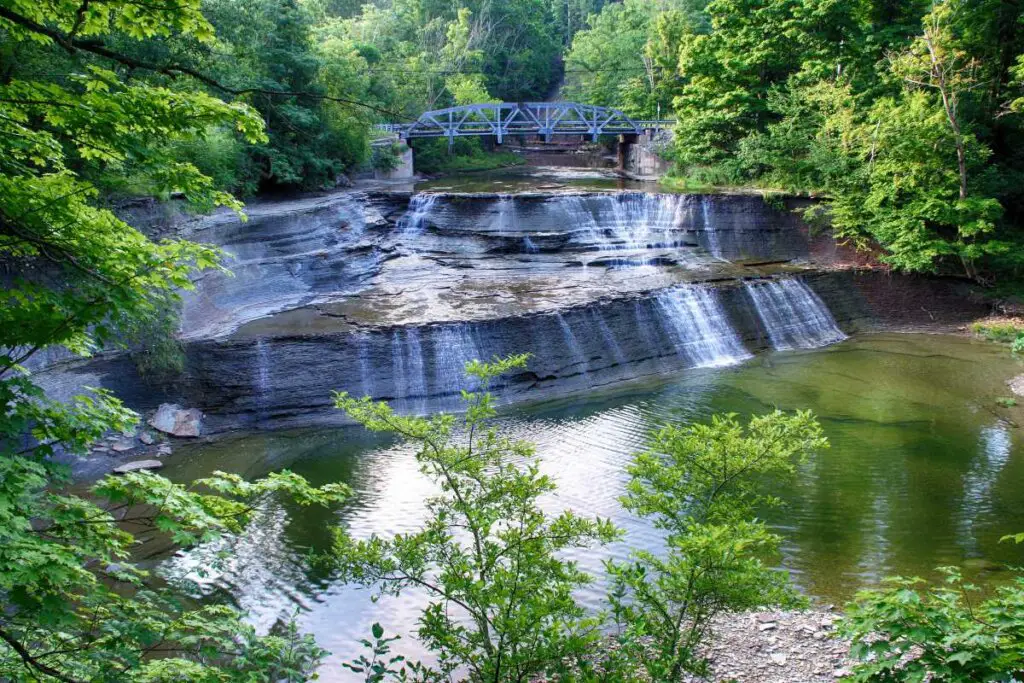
left=156, top=332, right=1024, bottom=675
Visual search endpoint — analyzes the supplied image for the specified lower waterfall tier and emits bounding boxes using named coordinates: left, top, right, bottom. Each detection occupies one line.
left=33, top=269, right=983, bottom=433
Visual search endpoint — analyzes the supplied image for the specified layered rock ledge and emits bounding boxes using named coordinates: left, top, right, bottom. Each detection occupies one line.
left=33, top=189, right=986, bottom=434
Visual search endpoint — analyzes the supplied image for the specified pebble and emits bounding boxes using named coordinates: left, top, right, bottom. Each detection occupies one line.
left=533, top=609, right=854, bottom=683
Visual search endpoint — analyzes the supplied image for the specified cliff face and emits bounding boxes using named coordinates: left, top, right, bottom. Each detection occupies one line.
left=31, top=190, right=987, bottom=431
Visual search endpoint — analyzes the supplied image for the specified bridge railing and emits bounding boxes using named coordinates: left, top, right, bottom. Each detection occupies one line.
left=375, top=102, right=674, bottom=141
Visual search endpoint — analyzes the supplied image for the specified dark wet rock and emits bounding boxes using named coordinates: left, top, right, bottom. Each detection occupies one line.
left=110, top=439, right=135, bottom=452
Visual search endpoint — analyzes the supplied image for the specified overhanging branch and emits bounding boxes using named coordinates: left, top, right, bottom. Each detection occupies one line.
left=0, top=5, right=403, bottom=119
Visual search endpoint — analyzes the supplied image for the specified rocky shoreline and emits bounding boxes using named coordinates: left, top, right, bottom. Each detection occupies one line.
left=682, top=609, right=852, bottom=683
left=532, top=608, right=854, bottom=683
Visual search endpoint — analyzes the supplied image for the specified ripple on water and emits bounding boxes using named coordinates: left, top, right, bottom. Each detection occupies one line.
left=156, top=333, right=1024, bottom=680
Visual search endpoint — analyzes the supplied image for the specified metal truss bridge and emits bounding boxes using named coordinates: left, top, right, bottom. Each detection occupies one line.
left=376, top=102, right=674, bottom=142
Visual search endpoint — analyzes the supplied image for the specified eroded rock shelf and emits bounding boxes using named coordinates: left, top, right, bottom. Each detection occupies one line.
left=34, top=189, right=985, bottom=432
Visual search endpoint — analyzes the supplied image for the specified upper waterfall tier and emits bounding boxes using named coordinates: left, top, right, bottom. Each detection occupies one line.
left=178, top=190, right=813, bottom=340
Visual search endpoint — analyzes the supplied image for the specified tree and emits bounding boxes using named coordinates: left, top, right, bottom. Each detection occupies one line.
left=671, top=0, right=856, bottom=169
left=819, top=1, right=1008, bottom=278
left=0, top=1, right=348, bottom=678
left=202, top=0, right=370, bottom=190
left=605, top=411, right=826, bottom=680
left=562, top=0, right=661, bottom=115
left=332, top=355, right=620, bottom=682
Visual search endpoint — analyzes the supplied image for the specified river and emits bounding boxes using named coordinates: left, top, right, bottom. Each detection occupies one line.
left=153, top=331, right=1024, bottom=678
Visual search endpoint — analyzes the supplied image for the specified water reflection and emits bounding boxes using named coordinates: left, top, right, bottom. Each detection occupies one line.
left=158, top=333, right=1024, bottom=679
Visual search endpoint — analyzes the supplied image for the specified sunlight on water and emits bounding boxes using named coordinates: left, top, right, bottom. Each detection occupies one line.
left=158, top=334, right=1024, bottom=680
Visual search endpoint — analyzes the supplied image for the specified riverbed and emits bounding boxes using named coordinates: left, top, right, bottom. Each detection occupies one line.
left=153, top=331, right=1024, bottom=677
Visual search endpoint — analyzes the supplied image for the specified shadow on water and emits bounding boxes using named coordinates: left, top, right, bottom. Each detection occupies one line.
left=157, top=332, right=1024, bottom=679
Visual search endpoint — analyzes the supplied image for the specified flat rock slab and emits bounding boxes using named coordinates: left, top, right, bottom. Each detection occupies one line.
left=110, top=439, right=135, bottom=452
left=1008, top=374, right=1024, bottom=397
left=113, top=460, right=163, bottom=474
left=149, top=403, right=203, bottom=437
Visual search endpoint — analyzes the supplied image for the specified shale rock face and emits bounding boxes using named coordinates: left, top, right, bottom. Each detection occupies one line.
left=31, top=189, right=988, bottom=432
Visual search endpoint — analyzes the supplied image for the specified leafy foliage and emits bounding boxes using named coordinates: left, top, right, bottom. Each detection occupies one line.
left=841, top=568, right=1024, bottom=682
left=332, top=355, right=620, bottom=682
left=604, top=411, right=827, bottom=679
left=583, top=0, right=1024, bottom=279
left=0, top=0, right=352, bottom=679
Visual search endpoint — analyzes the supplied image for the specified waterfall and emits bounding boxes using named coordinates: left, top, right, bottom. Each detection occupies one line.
left=397, top=193, right=438, bottom=234
left=560, top=193, right=687, bottom=253
left=589, top=309, right=627, bottom=364
left=432, top=324, right=484, bottom=395
left=656, top=285, right=751, bottom=367
left=254, top=338, right=271, bottom=412
left=632, top=300, right=661, bottom=355
left=744, top=278, right=847, bottom=350
left=556, top=313, right=588, bottom=373
left=701, top=196, right=724, bottom=259
left=495, top=194, right=518, bottom=232
left=391, top=329, right=427, bottom=401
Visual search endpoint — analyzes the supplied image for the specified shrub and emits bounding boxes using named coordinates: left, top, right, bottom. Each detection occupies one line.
left=331, top=355, right=619, bottom=682
left=841, top=567, right=1024, bottom=682
left=971, top=321, right=1024, bottom=344
left=604, top=411, right=827, bottom=679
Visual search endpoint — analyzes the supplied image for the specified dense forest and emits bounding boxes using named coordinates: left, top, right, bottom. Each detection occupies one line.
left=566, top=0, right=1024, bottom=280
left=6, top=0, right=1024, bottom=276
left=3, top=0, right=1024, bottom=680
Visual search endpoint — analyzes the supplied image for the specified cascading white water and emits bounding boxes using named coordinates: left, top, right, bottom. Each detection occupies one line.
left=391, top=329, right=427, bottom=401
left=700, top=196, right=724, bottom=259
left=744, top=278, right=847, bottom=350
left=556, top=314, right=588, bottom=373
left=560, top=193, right=688, bottom=253
left=432, top=324, right=484, bottom=395
left=495, top=194, right=518, bottom=232
left=397, top=193, right=438, bottom=234
left=655, top=285, right=752, bottom=367
left=589, top=309, right=627, bottom=364
left=254, top=338, right=271, bottom=412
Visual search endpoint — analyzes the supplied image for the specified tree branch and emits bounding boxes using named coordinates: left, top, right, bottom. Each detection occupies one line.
left=0, top=5, right=403, bottom=119
left=0, top=626, right=84, bottom=683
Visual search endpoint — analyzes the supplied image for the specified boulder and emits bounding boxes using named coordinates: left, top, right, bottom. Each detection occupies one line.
left=149, top=403, right=203, bottom=437
left=1008, top=374, right=1024, bottom=398
left=113, top=459, right=163, bottom=474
